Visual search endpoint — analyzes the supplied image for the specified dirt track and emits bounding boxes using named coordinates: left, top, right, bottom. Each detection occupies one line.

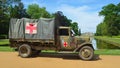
left=0, top=52, right=120, bottom=68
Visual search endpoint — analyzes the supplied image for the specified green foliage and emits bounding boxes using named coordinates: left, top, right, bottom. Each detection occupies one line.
left=0, top=1, right=8, bottom=34
left=0, top=0, right=27, bottom=35
left=27, top=4, right=52, bottom=18
left=10, top=2, right=28, bottom=18
left=96, top=22, right=107, bottom=36
left=96, top=3, right=120, bottom=36
left=55, top=11, right=80, bottom=35
left=63, top=16, right=72, bottom=26
left=70, top=22, right=79, bottom=35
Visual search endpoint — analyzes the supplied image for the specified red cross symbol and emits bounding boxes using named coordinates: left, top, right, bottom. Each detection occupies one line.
left=26, top=23, right=37, bottom=34
left=64, top=42, right=68, bottom=47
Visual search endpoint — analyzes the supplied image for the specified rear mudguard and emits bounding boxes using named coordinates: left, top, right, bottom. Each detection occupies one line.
left=73, top=42, right=94, bottom=52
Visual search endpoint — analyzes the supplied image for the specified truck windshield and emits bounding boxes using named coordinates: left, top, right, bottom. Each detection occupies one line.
left=59, top=29, right=69, bottom=36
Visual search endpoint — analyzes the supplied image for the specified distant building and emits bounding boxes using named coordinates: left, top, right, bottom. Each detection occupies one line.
left=81, top=32, right=94, bottom=37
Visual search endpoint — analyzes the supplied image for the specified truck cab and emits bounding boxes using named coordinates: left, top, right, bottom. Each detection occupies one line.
left=58, top=26, right=94, bottom=60
left=59, top=26, right=76, bottom=50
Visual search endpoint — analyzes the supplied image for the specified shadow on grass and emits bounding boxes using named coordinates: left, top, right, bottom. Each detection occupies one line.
left=31, top=52, right=101, bottom=61
left=0, top=44, right=9, bottom=46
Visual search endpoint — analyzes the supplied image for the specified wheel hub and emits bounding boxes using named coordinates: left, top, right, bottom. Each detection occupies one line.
left=81, top=49, right=91, bottom=58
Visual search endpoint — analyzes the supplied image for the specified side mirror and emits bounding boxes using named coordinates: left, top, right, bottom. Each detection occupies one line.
left=71, top=34, right=74, bottom=37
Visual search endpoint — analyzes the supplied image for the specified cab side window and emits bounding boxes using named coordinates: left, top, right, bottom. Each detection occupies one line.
left=59, top=29, right=69, bottom=36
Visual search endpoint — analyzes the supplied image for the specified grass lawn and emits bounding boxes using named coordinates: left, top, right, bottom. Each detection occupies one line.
left=0, top=39, right=14, bottom=52
left=95, top=49, right=120, bottom=55
left=0, top=46, right=120, bottom=55
left=0, top=39, right=9, bottom=45
left=0, top=39, right=120, bottom=55
left=0, top=46, right=14, bottom=52
left=95, top=36, right=120, bottom=47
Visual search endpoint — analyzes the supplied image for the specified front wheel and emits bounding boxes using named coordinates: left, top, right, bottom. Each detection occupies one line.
left=78, top=46, right=94, bottom=61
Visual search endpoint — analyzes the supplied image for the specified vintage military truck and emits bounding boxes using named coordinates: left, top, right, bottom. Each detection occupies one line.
left=9, top=12, right=94, bottom=60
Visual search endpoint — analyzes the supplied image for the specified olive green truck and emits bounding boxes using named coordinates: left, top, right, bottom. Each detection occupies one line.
left=9, top=12, right=94, bottom=60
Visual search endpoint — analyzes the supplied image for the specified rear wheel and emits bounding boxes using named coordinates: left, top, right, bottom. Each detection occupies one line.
left=78, top=46, right=94, bottom=61
left=19, top=44, right=32, bottom=58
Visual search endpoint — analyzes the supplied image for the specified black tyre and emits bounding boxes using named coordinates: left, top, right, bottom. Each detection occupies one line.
left=19, top=44, right=32, bottom=58
left=78, top=46, right=94, bottom=61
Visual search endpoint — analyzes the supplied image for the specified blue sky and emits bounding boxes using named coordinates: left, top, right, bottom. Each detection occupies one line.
left=21, top=0, right=119, bottom=33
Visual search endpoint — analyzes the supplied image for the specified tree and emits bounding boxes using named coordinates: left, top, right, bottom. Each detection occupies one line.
left=71, top=22, right=79, bottom=35
left=0, top=0, right=25, bottom=35
left=0, top=0, right=11, bottom=34
left=96, top=22, right=107, bottom=36
left=96, top=3, right=120, bottom=36
left=27, top=4, right=52, bottom=18
left=10, top=2, right=28, bottom=18
left=54, top=11, right=79, bottom=35
left=54, top=11, right=72, bottom=26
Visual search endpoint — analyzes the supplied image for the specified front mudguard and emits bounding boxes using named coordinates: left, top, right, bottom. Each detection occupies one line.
left=74, top=42, right=94, bottom=52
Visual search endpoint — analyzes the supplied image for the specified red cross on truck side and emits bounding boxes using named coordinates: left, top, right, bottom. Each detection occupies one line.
left=26, top=23, right=37, bottom=34
left=64, top=42, right=68, bottom=47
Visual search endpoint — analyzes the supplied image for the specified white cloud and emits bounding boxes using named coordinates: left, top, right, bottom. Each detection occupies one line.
left=56, top=5, right=103, bottom=33
left=22, top=0, right=45, bottom=7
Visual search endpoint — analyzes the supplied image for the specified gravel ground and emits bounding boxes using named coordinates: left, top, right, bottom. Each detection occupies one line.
left=0, top=52, right=120, bottom=68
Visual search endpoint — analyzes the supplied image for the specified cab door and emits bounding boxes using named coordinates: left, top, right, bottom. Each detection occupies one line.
left=59, top=28, right=76, bottom=50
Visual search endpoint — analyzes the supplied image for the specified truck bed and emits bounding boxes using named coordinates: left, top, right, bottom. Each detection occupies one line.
left=9, top=18, right=55, bottom=40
